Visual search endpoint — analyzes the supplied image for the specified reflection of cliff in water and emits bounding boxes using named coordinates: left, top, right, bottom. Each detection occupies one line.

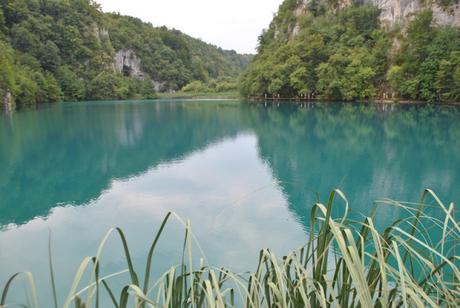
left=247, top=103, right=460, bottom=228
left=0, top=101, right=248, bottom=226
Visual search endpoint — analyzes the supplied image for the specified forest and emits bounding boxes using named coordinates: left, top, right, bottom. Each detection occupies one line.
left=0, top=0, right=251, bottom=106
left=239, top=0, right=460, bottom=102
left=1, top=0, right=459, bottom=106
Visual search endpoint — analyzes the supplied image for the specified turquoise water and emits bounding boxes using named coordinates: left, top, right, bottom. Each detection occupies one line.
left=1, top=100, right=460, bottom=304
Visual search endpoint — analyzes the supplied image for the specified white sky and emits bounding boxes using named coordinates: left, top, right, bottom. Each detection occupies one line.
left=96, top=0, right=284, bottom=54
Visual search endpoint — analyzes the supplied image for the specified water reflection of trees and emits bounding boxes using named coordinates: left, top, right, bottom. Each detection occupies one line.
left=1, top=101, right=459, bottom=230
left=0, top=101, right=246, bottom=225
left=245, top=103, right=460, bottom=228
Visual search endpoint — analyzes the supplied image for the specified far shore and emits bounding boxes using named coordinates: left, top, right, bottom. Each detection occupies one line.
left=156, top=91, right=239, bottom=100
left=154, top=93, right=460, bottom=105
left=246, top=97, right=460, bottom=106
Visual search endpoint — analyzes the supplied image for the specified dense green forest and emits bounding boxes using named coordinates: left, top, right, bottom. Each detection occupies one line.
left=240, top=0, right=460, bottom=102
left=2, top=0, right=459, bottom=106
left=0, top=0, right=251, bottom=106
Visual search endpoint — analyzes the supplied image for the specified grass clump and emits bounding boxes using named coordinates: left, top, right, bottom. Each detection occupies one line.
left=1, top=189, right=459, bottom=307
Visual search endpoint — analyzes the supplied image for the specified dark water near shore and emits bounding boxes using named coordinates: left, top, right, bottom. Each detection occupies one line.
left=1, top=100, right=459, bottom=304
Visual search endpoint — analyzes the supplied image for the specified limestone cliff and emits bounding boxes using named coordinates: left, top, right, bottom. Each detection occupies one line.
left=292, top=0, right=459, bottom=31
left=360, top=0, right=460, bottom=26
left=114, top=49, right=167, bottom=92
left=114, top=49, right=145, bottom=79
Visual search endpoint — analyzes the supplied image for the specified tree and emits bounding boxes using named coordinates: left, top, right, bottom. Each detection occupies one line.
left=55, top=66, right=85, bottom=101
left=0, top=0, right=249, bottom=104
left=0, top=41, right=15, bottom=99
left=241, top=4, right=386, bottom=100
left=10, top=23, right=38, bottom=51
left=32, top=71, right=63, bottom=103
left=37, top=40, right=61, bottom=72
left=13, top=68, right=39, bottom=105
left=436, top=52, right=460, bottom=101
left=390, top=11, right=460, bottom=102
left=87, top=72, right=123, bottom=100
left=0, top=7, right=7, bottom=35
left=182, top=80, right=209, bottom=93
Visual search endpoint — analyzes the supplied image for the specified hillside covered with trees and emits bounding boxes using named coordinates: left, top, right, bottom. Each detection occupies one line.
left=240, top=0, right=460, bottom=102
left=0, top=0, right=252, bottom=107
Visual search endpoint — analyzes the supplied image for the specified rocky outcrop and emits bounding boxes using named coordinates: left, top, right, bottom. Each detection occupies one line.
left=114, top=49, right=168, bottom=92
left=152, top=81, right=167, bottom=92
left=92, top=23, right=110, bottom=42
left=3, top=91, right=13, bottom=113
left=361, top=0, right=460, bottom=27
left=292, top=0, right=460, bottom=30
left=292, top=3, right=307, bottom=36
left=115, top=49, right=146, bottom=79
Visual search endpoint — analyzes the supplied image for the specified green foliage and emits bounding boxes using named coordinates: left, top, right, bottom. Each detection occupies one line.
left=240, top=4, right=388, bottom=100
left=435, top=52, right=460, bottom=101
left=214, top=79, right=237, bottom=92
left=0, top=5, right=5, bottom=30
left=0, top=39, right=62, bottom=105
left=181, top=78, right=238, bottom=93
left=0, top=41, right=15, bottom=99
left=390, top=11, right=460, bottom=102
left=36, top=40, right=62, bottom=72
left=317, top=48, right=377, bottom=100
left=86, top=72, right=156, bottom=100
left=12, top=68, right=39, bottom=105
left=55, top=66, right=85, bottom=101
left=0, top=0, right=250, bottom=106
left=32, top=71, right=63, bottom=103
left=181, top=80, right=209, bottom=93
left=104, top=13, right=250, bottom=91
left=241, top=1, right=460, bottom=102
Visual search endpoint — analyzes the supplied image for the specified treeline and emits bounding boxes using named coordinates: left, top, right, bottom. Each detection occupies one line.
left=0, top=0, right=251, bottom=107
left=240, top=0, right=460, bottom=102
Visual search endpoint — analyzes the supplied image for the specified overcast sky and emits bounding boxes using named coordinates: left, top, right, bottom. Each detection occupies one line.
left=96, top=0, right=284, bottom=54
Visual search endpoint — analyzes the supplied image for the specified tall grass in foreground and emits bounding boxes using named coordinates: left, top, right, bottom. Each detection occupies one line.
left=1, top=189, right=459, bottom=307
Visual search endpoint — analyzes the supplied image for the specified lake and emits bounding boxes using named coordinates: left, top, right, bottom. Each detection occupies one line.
left=1, top=99, right=459, bottom=305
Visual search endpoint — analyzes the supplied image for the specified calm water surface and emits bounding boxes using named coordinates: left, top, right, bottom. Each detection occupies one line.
left=1, top=100, right=459, bottom=304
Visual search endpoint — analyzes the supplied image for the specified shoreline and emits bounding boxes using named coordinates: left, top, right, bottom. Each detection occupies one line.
left=3, top=97, right=460, bottom=112
left=156, top=91, right=239, bottom=100
left=246, top=97, right=460, bottom=106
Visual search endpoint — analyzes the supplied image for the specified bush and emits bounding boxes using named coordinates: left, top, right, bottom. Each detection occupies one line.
left=181, top=80, right=210, bottom=93
left=55, top=66, right=85, bottom=101
left=216, top=80, right=237, bottom=92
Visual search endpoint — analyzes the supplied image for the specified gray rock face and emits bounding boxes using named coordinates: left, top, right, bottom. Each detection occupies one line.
left=361, top=0, right=460, bottom=26
left=152, top=81, right=167, bottom=92
left=115, top=49, right=146, bottom=79
left=114, top=49, right=168, bottom=92
left=92, top=24, right=110, bottom=42
left=3, top=91, right=13, bottom=113
left=293, top=0, right=459, bottom=28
